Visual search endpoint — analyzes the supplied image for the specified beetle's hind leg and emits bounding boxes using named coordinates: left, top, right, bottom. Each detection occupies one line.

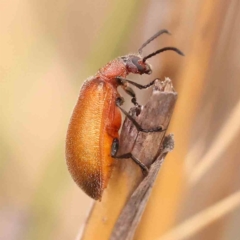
left=111, top=138, right=149, bottom=174
left=116, top=97, right=166, bottom=133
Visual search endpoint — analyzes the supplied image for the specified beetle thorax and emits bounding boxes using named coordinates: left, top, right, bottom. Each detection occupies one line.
left=98, top=59, right=127, bottom=81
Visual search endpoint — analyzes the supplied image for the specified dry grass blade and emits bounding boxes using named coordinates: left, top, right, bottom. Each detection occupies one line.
left=189, top=99, right=240, bottom=185
left=159, top=190, right=240, bottom=240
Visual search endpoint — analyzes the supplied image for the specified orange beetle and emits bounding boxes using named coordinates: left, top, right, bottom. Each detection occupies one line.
left=66, top=30, right=183, bottom=200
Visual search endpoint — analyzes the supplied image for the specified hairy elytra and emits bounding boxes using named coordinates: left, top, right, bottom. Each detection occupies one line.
left=66, top=30, right=184, bottom=200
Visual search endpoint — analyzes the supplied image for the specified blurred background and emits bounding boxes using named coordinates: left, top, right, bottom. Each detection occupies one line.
left=1, top=0, right=240, bottom=239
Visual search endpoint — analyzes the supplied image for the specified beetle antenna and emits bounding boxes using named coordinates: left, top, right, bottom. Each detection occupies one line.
left=142, top=47, right=184, bottom=62
left=138, top=29, right=171, bottom=55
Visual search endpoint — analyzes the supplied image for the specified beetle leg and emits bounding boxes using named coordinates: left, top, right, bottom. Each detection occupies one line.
left=111, top=138, right=119, bottom=157
left=116, top=76, right=158, bottom=90
left=117, top=78, right=141, bottom=108
left=111, top=138, right=149, bottom=174
left=123, top=87, right=141, bottom=108
left=115, top=97, right=166, bottom=133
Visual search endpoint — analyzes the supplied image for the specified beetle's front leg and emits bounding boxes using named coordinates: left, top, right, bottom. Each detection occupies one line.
left=116, top=76, right=159, bottom=90
left=116, top=77, right=141, bottom=108
left=116, top=76, right=159, bottom=108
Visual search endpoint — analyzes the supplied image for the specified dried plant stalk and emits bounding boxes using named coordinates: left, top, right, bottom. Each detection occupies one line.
left=110, top=135, right=174, bottom=240
left=80, top=78, right=177, bottom=240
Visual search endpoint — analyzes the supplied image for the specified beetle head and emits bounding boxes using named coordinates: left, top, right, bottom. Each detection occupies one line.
left=121, top=55, right=152, bottom=75
left=121, top=29, right=184, bottom=76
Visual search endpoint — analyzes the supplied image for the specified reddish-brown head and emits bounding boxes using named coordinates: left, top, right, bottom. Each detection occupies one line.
left=121, top=54, right=152, bottom=75
left=121, top=29, right=184, bottom=76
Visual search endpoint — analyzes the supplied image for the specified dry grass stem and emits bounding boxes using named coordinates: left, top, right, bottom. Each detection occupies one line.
left=110, top=135, right=174, bottom=240
left=159, top=190, right=240, bottom=240
left=189, top=99, right=240, bottom=185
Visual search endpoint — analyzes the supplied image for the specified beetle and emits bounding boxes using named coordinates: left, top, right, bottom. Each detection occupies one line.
left=66, top=29, right=184, bottom=200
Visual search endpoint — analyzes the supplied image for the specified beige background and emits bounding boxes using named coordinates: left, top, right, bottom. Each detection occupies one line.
left=1, top=0, right=240, bottom=239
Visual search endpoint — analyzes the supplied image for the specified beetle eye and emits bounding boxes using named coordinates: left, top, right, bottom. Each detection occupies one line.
left=132, top=57, right=145, bottom=72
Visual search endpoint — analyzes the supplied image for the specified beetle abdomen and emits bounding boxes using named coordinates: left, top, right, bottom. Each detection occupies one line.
left=66, top=78, right=120, bottom=200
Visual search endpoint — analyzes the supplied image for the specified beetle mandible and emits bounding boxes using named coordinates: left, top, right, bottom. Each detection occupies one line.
left=66, top=29, right=184, bottom=200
